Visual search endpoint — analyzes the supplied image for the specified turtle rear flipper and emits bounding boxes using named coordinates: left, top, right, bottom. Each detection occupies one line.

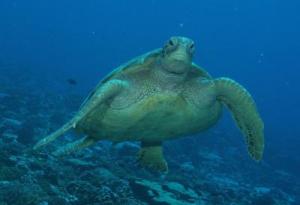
left=137, top=141, right=168, bottom=172
left=214, top=77, right=264, bottom=160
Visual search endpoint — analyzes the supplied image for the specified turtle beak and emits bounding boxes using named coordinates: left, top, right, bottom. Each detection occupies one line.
left=170, top=47, right=193, bottom=62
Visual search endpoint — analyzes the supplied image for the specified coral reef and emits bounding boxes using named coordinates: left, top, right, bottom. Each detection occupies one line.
left=0, top=68, right=299, bottom=205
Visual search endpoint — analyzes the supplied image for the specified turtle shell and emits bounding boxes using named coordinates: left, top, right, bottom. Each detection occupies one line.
left=80, top=48, right=212, bottom=108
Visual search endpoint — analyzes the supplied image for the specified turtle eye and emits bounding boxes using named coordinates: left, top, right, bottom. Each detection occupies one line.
left=169, top=40, right=175, bottom=46
left=189, top=42, right=195, bottom=54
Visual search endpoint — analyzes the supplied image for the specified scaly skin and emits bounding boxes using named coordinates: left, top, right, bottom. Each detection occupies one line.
left=214, top=77, right=264, bottom=160
left=34, top=36, right=264, bottom=172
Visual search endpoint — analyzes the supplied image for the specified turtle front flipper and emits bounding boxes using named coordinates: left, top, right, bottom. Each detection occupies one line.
left=214, top=77, right=264, bottom=160
left=33, top=121, right=75, bottom=150
left=137, top=141, right=168, bottom=172
left=52, top=136, right=96, bottom=157
left=34, top=79, right=128, bottom=150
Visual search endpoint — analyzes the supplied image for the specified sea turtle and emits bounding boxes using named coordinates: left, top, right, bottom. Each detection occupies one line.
left=34, top=36, right=264, bottom=172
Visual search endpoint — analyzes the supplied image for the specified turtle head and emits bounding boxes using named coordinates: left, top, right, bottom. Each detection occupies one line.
left=159, top=36, right=195, bottom=75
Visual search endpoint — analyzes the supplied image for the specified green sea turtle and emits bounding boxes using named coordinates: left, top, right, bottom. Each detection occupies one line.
left=34, top=36, right=264, bottom=172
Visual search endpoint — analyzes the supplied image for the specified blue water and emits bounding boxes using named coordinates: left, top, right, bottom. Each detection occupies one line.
left=0, top=0, right=299, bottom=204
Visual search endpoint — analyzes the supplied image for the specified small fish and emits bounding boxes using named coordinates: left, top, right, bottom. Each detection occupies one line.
left=67, top=78, right=78, bottom=85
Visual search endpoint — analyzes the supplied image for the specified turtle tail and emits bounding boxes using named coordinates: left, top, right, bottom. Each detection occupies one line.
left=214, top=77, right=264, bottom=161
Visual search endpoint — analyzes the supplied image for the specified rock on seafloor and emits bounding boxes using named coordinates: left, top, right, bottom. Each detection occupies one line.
left=0, top=70, right=298, bottom=205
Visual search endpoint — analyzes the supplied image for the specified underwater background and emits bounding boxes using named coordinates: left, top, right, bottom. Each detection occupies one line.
left=0, top=0, right=299, bottom=204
